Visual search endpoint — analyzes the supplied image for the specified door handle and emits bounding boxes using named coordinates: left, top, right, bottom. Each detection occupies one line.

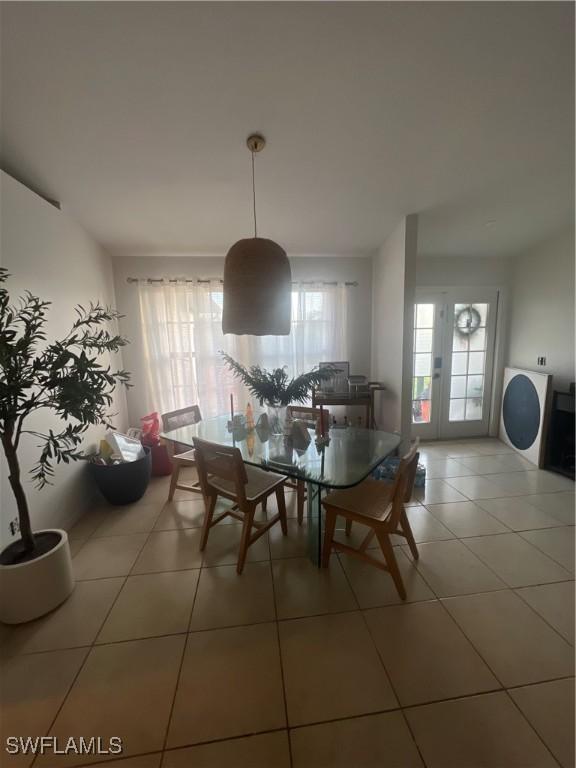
left=434, top=357, right=442, bottom=369
left=432, top=373, right=440, bottom=380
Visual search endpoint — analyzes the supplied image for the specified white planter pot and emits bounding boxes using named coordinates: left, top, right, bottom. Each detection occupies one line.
left=0, top=529, right=75, bottom=624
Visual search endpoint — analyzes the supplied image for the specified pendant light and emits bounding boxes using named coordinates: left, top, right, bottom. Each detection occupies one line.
left=222, top=134, right=291, bottom=336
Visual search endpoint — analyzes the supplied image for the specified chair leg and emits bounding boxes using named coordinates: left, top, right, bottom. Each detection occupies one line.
left=199, top=494, right=217, bottom=551
left=168, top=459, right=181, bottom=501
left=275, top=487, right=288, bottom=535
left=376, top=529, right=406, bottom=600
left=401, top=506, right=419, bottom=560
left=297, top=480, right=305, bottom=525
left=237, top=504, right=256, bottom=574
left=322, top=508, right=337, bottom=568
left=345, top=519, right=353, bottom=536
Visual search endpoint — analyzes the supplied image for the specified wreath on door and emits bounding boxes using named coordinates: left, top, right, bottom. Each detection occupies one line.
left=454, top=305, right=482, bottom=336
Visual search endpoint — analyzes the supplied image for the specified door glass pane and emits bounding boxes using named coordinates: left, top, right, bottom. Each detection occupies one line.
left=412, top=303, right=436, bottom=424
left=450, top=376, right=467, bottom=398
left=467, top=375, right=484, bottom=398
left=413, top=376, right=431, bottom=399
left=449, top=399, right=465, bottom=421
left=415, top=328, right=433, bottom=353
left=416, top=304, right=434, bottom=328
left=414, top=354, right=431, bottom=377
left=469, top=327, right=486, bottom=351
left=452, top=352, right=468, bottom=375
left=466, top=398, right=483, bottom=420
left=468, top=351, right=485, bottom=374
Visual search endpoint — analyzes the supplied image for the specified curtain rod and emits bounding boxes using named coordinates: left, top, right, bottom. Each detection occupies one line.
left=125, top=277, right=358, bottom=286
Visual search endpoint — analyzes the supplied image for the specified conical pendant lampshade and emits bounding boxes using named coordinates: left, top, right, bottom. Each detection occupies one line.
left=222, top=135, right=292, bottom=336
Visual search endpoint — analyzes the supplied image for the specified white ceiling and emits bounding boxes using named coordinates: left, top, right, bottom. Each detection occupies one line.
left=1, top=2, right=573, bottom=258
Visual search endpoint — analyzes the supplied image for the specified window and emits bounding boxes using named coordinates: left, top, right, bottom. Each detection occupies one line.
left=449, top=303, right=489, bottom=421
left=138, top=280, right=348, bottom=417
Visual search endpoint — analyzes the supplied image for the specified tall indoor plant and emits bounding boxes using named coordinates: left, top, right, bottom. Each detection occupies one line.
left=0, top=268, right=130, bottom=623
left=221, top=352, right=335, bottom=432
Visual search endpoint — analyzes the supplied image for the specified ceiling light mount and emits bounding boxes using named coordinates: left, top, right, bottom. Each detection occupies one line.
left=246, top=134, right=266, bottom=153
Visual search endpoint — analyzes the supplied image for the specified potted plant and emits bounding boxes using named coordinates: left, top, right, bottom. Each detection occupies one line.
left=0, top=268, right=130, bottom=624
left=220, top=352, right=335, bottom=433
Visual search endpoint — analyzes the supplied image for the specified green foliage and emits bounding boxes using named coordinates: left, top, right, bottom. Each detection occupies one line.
left=0, top=267, right=131, bottom=490
left=220, top=351, right=336, bottom=407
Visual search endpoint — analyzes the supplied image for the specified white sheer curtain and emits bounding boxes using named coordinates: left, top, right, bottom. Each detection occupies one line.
left=138, top=279, right=349, bottom=418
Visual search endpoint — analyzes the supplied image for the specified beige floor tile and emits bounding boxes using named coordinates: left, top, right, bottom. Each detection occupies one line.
left=490, top=471, right=572, bottom=496
left=264, top=488, right=300, bottom=519
left=444, top=474, right=509, bottom=500
left=463, top=533, right=571, bottom=587
left=100, top=756, right=162, bottom=768
left=419, top=458, right=475, bottom=478
left=163, top=732, right=290, bottom=768
left=469, top=438, right=515, bottom=455
left=459, top=454, right=535, bottom=474
left=476, top=497, right=565, bottom=531
left=510, top=679, right=575, bottom=768
left=339, top=548, right=435, bottom=609
left=442, top=590, right=574, bottom=686
left=153, top=499, right=206, bottom=530
left=527, top=471, right=575, bottom=493
left=73, top=534, right=148, bottom=580
left=333, top=518, right=380, bottom=550
left=67, top=508, right=109, bottom=540
left=97, top=570, right=199, bottom=643
left=520, top=527, right=575, bottom=573
left=290, top=711, right=424, bottom=768
left=425, top=500, right=509, bottom=537
left=68, top=538, right=87, bottom=557
left=525, top=492, right=575, bottom=525
left=167, top=623, right=285, bottom=747
left=270, top=518, right=310, bottom=558
left=190, top=561, right=274, bottom=630
left=516, top=581, right=575, bottom=644
left=131, top=529, right=204, bottom=574
left=272, top=557, right=357, bottom=619
left=406, top=691, right=557, bottom=768
left=40, top=635, right=185, bottom=766
left=412, top=479, right=468, bottom=504
left=1, top=579, right=123, bottom=656
left=154, top=498, right=235, bottom=531
left=404, top=539, right=505, bottom=597
left=91, top=503, right=162, bottom=538
left=0, top=648, right=87, bottom=768
left=364, top=601, right=498, bottom=706
left=389, top=505, right=455, bottom=544
left=279, top=611, right=397, bottom=726
left=201, top=523, right=270, bottom=567
left=99, top=756, right=162, bottom=768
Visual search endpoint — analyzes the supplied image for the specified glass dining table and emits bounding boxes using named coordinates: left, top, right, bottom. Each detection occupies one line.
left=162, top=415, right=401, bottom=565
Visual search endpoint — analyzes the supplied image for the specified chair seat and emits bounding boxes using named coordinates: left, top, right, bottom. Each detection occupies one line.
left=323, top=478, right=393, bottom=521
left=174, top=449, right=196, bottom=463
left=209, top=465, right=286, bottom=501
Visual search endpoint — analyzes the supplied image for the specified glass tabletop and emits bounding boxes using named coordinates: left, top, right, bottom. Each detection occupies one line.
left=162, top=414, right=400, bottom=489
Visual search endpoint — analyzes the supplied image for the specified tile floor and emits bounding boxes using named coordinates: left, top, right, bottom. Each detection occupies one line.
left=1, top=438, right=574, bottom=768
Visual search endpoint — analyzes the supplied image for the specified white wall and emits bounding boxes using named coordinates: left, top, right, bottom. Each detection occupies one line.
left=371, top=215, right=417, bottom=438
left=416, top=255, right=512, bottom=288
left=112, top=254, right=373, bottom=425
left=0, top=172, right=128, bottom=546
left=507, top=227, right=575, bottom=391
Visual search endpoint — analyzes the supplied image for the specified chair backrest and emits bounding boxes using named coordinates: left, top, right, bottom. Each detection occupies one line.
left=192, top=437, right=248, bottom=503
left=162, top=405, right=202, bottom=457
left=386, top=439, right=420, bottom=528
left=288, top=405, right=330, bottom=430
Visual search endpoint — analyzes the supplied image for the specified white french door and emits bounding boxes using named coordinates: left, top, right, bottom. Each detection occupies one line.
left=411, top=288, right=499, bottom=440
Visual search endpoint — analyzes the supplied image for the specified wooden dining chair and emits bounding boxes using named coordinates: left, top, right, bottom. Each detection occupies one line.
left=321, top=440, right=420, bottom=600
left=287, top=405, right=330, bottom=525
left=193, top=437, right=288, bottom=573
left=162, top=405, right=203, bottom=500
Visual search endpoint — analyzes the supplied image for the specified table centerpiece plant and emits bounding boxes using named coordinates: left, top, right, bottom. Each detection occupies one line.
left=220, top=351, right=335, bottom=434
left=0, top=267, right=130, bottom=623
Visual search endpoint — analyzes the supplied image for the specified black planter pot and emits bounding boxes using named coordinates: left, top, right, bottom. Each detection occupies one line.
left=90, top=447, right=152, bottom=505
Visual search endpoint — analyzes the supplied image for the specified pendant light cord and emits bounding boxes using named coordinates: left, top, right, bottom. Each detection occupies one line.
left=251, top=149, right=257, bottom=238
